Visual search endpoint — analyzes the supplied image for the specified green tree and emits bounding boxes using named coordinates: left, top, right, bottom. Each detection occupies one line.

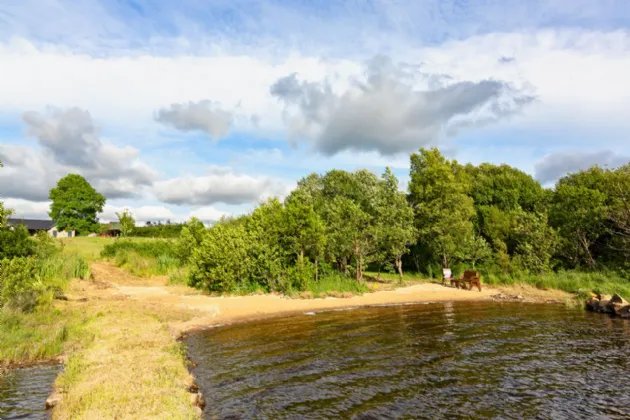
left=456, top=235, right=492, bottom=269
left=116, top=208, right=135, bottom=237
left=175, top=218, right=207, bottom=263
left=549, top=167, right=613, bottom=269
left=49, top=174, right=106, bottom=235
left=374, top=168, right=417, bottom=281
left=283, top=192, right=326, bottom=282
left=188, top=222, right=252, bottom=293
left=409, top=148, right=475, bottom=268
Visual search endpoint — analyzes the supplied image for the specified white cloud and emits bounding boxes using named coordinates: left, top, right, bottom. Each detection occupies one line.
left=188, top=206, right=229, bottom=223
left=3, top=198, right=50, bottom=220
left=271, top=56, right=533, bottom=155
left=535, top=150, right=630, bottom=184
left=99, top=204, right=177, bottom=224
left=155, top=100, right=234, bottom=140
left=153, top=166, right=292, bottom=206
left=0, top=107, right=157, bottom=200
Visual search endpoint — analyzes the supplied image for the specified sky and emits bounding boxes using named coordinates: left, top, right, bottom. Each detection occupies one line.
left=1, top=0, right=630, bottom=224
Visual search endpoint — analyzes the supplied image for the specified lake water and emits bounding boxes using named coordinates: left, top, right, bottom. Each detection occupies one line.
left=186, top=301, right=630, bottom=419
left=0, top=364, right=60, bottom=419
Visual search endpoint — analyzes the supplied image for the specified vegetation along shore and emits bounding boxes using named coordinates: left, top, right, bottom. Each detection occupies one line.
left=2, top=148, right=630, bottom=418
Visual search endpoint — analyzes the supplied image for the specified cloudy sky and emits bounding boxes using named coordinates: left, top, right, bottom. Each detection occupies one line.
left=1, top=0, right=630, bottom=224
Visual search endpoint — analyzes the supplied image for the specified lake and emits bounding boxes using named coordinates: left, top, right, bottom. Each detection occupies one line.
left=186, top=301, right=630, bottom=419
left=0, top=364, right=60, bottom=419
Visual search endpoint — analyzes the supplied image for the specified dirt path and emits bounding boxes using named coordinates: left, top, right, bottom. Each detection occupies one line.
left=88, top=262, right=507, bottom=334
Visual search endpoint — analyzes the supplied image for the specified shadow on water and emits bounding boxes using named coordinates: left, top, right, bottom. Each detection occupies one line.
left=0, top=364, right=60, bottom=419
left=186, top=301, right=630, bottom=419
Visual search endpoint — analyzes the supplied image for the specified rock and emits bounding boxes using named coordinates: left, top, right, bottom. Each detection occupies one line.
left=599, top=300, right=613, bottom=313
left=609, top=294, right=628, bottom=315
left=190, top=392, right=206, bottom=409
left=615, top=305, right=630, bottom=317
left=585, top=297, right=600, bottom=311
left=46, top=392, right=61, bottom=410
left=597, top=294, right=612, bottom=302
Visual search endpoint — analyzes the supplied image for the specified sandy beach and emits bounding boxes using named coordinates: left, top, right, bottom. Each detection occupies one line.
left=86, top=262, right=568, bottom=335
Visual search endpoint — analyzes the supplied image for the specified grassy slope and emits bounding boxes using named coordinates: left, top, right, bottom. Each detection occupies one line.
left=52, top=296, right=198, bottom=419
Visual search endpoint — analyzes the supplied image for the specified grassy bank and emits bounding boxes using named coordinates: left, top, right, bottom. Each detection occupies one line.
left=52, top=295, right=198, bottom=419
left=0, top=250, right=92, bottom=367
left=482, top=271, right=630, bottom=300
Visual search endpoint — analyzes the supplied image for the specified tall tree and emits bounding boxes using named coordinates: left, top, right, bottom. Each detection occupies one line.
left=374, top=168, right=417, bottom=281
left=49, top=174, right=106, bottom=235
left=116, top=208, right=135, bottom=237
left=409, top=148, right=475, bottom=268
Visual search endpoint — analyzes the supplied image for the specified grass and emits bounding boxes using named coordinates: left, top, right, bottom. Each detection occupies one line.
left=304, top=274, right=371, bottom=298
left=52, top=294, right=199, bottom=419
left=57, top=237, right=111, bottom=262
left=364, top=270, right=432, bottom=286
left=482, top=270, right=630, bottom=300
left=0, top=306, right=90, bottom=367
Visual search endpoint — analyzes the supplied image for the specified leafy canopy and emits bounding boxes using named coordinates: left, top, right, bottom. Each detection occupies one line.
left=49, top=174, right=106, bottom=235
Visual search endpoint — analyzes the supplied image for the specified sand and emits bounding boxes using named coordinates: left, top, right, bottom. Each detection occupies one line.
left=87, top=262, right=570, bottom=335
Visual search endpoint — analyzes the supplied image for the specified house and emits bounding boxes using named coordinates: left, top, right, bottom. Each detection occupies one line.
left=8, top=218, right=76, bottom=238
left=100, top=222, right=122, bottom=237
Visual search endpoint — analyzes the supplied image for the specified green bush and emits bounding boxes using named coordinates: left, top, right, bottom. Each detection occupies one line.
left=0, top=225, right=35, bottom=259
left=0, top=257, right=43, bottom=312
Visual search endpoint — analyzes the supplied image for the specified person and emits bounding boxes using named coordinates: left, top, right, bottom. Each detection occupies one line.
left=442, top=268, right=452, bottom=285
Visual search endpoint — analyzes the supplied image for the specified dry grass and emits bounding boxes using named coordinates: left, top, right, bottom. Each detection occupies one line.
left=51, top=284, right=200, bottom=420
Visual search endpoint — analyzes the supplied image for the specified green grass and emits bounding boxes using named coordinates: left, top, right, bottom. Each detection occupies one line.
left=482, top=271, right=630, bottom=300
left=0, top=306, right=91, bottom=366
left=364, top=270, right=432, bottom=285
left=304, top=274, right=371, bottom=297
left=101, top=239, right=183, bottom=278
left=57, top=237, right=111, bottom=262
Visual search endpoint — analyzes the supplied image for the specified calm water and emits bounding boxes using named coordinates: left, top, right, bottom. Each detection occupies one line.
left=0, top=364, right=60, bottom=419
left=186, top=302, right=630, bottom=419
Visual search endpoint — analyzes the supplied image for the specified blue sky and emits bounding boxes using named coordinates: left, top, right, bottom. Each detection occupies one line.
left=1, top=0, right=630, bottom=224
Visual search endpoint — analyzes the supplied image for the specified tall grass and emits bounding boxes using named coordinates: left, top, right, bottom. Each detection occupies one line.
left=0, top=306, right=89, bottom=366
left=103, top=239, right=182, bottom=277
left=305, top=274, right=370, bottom=297
left=482, top=271, right=630, bottom=300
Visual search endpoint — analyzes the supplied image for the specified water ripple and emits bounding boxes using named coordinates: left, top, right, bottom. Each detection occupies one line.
left=187, top=302, right=630, bottom=419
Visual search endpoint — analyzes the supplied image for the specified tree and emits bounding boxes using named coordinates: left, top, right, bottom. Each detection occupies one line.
left=374, top=168, right=417, bottom=281
left=283, top=192, right=326, bottom=282
left=409, top=148, right=475, bottom=268
left=456, top=235, right=491, bottom=269
left=49, top=174, right=106, bottom=235
left=551, top=181, right=607, bottom=268
left=116, top=208, right=135, bottom=237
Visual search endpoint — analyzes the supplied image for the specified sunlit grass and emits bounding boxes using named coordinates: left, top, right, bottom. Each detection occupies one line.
left=483, top=271, right=630, bottom=300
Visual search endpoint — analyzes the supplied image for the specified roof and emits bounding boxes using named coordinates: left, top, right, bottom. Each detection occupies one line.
left=108, top=222, right=122, bottom=230
left=8, top=218, right=55, bottom=231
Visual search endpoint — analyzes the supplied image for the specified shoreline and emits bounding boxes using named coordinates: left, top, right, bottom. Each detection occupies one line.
left=0, top=262, right=576, bottom=419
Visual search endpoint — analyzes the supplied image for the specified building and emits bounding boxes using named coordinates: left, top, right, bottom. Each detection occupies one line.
left=100, top=222, right=121, bottom=237
left=8, top=218, right=76, bottom=238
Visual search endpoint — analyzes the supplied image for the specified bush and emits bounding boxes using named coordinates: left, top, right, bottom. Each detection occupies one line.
left=0, top=225, right=35, bottom=259
left=0, top=257, right=43, bottom=312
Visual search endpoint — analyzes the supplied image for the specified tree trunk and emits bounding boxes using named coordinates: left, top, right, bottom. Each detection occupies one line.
left=395, top=256, right=403, bottom=282
left=315, top=257, right=319, bottom=282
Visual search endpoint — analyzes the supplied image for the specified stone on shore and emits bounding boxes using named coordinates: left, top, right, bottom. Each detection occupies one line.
left=585, top=297, right=600, bottom=311
left=46, top=391, right=61, bottom=410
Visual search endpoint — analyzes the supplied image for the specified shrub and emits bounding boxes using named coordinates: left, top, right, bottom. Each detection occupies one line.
left=0, top=225, right=35, bottom=259
left=0, top=257, right=43, bottom=312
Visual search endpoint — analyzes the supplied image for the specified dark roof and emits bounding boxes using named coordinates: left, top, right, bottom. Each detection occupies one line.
left=108, top=222, right=122, bottom=230
left=8, top=218, right=55, bottom=231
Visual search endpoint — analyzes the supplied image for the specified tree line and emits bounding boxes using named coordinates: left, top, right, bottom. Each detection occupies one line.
left=176, top=148, right=630, bottom=292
